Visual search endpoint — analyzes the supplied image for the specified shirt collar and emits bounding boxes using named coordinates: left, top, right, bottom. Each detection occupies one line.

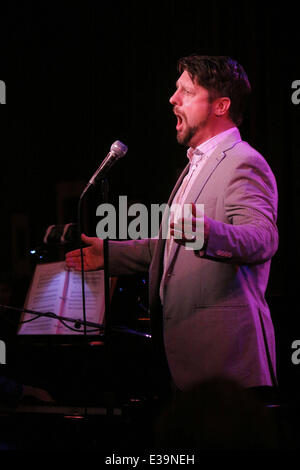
left=187, top=126, right=238, bottom=163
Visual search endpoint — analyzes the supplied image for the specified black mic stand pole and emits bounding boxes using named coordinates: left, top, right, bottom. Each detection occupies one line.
left=77, top=177, right=111, bottom=339
left=78, top=193, right=87, bottom=335
left=77, top=140, right=127, bottom=338
left=100, top=177, right=111, bottom=340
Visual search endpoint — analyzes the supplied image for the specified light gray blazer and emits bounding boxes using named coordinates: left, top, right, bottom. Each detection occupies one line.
left=109, top=128, right=279, bottom=391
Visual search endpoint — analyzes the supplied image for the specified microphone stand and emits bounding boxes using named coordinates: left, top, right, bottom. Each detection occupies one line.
left=78, top=177, right=111, bottom=339
left=77, top=140, right=127, bottom=339
left=78, top=194, right=87, bottom=335
left=100, top=178, right=111, bottom=340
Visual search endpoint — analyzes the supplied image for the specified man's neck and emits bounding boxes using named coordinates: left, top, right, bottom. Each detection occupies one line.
left=191, top=122, right=236, bottom=149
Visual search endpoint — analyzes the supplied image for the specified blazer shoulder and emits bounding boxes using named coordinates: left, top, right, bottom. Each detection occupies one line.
left=223, top=140, right=278, bottom=193
left=226, top=140, right=275, bottom=174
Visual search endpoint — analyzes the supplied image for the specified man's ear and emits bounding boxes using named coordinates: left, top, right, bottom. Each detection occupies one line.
left=214, top=97, right=231, bottom=117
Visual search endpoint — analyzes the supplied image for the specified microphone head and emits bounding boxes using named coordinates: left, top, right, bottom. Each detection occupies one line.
left=110, top=140, right=128, bottom=158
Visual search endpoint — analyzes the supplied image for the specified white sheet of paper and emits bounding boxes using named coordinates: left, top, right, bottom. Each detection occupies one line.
left=56, top=269, right=105, bottom=334
left=19, top=261, right=66, bottom=334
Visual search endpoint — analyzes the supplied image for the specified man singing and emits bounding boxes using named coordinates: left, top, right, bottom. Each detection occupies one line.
left=66, top=55, right=278, bottom=392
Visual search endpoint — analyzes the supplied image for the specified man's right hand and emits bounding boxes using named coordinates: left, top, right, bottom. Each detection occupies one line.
left=65, top=234, right=104, bottom=271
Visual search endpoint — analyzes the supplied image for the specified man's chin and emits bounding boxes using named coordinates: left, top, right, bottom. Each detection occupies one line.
left=177, top=131, right=190, bottom=147
left=177, top=126, right=198, bottom=147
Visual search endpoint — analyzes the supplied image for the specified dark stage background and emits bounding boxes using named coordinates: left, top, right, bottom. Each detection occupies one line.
left=0, top=2, right=300, bottom=396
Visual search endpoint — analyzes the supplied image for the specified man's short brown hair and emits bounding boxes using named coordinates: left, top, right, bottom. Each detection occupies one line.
left=178, top=55, right=251, bottom=126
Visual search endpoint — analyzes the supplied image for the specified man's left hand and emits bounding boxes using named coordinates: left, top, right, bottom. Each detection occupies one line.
left=170, top=202, right=210, bottom=250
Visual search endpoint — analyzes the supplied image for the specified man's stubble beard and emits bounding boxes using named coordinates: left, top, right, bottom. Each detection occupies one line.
left=176, top=106, right=212, bottom=147
left=177, top=125, right=198, bottom=147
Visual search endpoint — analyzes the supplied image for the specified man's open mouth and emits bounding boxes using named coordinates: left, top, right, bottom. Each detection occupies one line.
left=175, top=113, right=184, bottom=131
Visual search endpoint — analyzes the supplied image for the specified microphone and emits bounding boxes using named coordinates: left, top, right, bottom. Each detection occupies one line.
left=81, top=140, right=128, bottom=198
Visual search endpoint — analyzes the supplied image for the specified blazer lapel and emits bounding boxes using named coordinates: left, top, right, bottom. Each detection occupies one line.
left=167, top=163, right=190, bottom=206
left=165, top=131, right=242, bottom=269
left=183, top=147, right=227, bottom=204
left=157, top=162, right=190, bottom=245
left=184, top=130, right=242, bottom=205
left=149, top=163, right=190, bottom=306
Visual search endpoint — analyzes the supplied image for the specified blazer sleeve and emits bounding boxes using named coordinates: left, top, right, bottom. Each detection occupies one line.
left=200, top=152, right=279, bottom=264
left=108, top=238, right=158, bottom=276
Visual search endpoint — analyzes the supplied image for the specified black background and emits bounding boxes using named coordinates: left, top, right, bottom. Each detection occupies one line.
left=0, top=1, right=300, bottom=394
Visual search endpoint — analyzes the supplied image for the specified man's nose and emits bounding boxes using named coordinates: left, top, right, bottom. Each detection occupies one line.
left=169, top=89, right=180, bottom=106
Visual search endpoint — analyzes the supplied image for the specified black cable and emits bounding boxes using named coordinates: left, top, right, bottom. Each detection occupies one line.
left=19, top=315, right=43, bottom=324
left=1, top=304, right=103, bottom=333
left=57, top=317, right=100, bottom=334
left=18, top=311, right=57, bottom=324
left=18, top=312, right=103, bottom=333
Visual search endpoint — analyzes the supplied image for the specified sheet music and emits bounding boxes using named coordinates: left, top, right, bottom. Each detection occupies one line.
left=55, top=269, right=105, bottom=334
left=19, top=262, right=67, bottom=334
